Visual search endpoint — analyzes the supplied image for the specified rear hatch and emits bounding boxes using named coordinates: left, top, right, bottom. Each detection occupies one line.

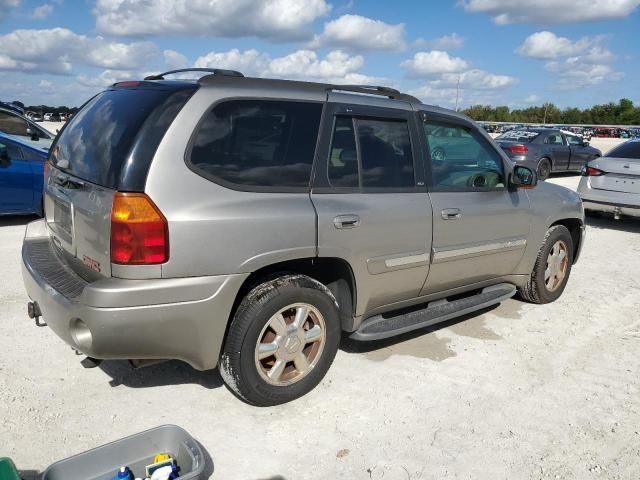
left=588, top=157, right=640, bottom=194
left=45, top=81, right=197, bottom=280
left=588, top=141, right=640, bottom=194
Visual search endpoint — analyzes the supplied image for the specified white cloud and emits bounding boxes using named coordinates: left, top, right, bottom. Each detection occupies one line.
left=94, top=0, right=330, bottom=40
left=163, top=50, right=190, bottom=70
left=516, top=31, right=599, bottom=59
left=0, top=28, right=158, bottom=74
left=195, top=48, right=385, bottom=85
left=524, top=94, right=541, bottom=103
left=461, top=0, right=640, bottom=24
left=429, top=69, right=518, bottom=90
left=401, top=51, right=468, bottom=77
left=408, top=68, right=517, bottom=107
left=413, top=33, right=464, bottom=51
left=311, top=14, right=406, bottom=52
left=30, top=3, right=54, bottom=19
left=517, top=31, right=622, bottom=89
left=77, top=69, right=133, bottom=88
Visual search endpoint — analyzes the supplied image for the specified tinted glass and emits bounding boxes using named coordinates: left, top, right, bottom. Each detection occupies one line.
left=496, top=130, right=540, bottom=143
left=606, top=141, right=640, bottom=159
left=52, top=87, right=186, bottom=188
left=356, top=118, right=414, bottom=188
left=190, top=100, right=322, bottom=188
left=0, top=111, right=29, bottom=137
left=545, top=133, right=564, bottom=145
left=328, top=117, right=359, bottom=188
left=566, top=135, right=582, bottom=146
left=0, top=141, right=23, bottom=159
left=425, top=122, right=505, bottom=190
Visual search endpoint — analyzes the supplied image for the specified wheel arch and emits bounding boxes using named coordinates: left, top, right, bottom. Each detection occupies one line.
left=230, top=257, right=357, bottom=333
left=550, top=217, right=583, bottom=264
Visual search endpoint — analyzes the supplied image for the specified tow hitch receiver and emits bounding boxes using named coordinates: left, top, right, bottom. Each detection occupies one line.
left=27, top=301, right=46, bottom=327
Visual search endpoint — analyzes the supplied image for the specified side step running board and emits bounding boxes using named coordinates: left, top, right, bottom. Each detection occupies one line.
left=351, top=283, right=516, bottom=341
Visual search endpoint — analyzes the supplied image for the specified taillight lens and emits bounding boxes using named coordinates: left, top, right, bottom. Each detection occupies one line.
left=110, top=192, right=168, bottom=265
left=509, top=144, right=529, bottom=154
left=581, top=166, right=605, bottom=176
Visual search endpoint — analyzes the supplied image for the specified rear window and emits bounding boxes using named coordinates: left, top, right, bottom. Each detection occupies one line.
left=496, top=130, right=540, bottom=143
left=606, top=141, right=640, bottom=159
left=189, top=100, right=322, bottom=190
left=51, top=86, right=195, bottom=189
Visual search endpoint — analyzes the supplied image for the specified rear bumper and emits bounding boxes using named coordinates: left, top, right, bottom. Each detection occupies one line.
left=21, top=219, right=248, bottom=370
left=582, top=200, right=640, bottom=218
left=578, top=178, right=640, bottom=218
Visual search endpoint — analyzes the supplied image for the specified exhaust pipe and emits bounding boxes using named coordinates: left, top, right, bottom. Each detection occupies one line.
left=614, top=207, right=621, bottom=220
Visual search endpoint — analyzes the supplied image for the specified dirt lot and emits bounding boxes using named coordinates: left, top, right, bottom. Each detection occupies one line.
left=1, top=137, right=639, bottom=479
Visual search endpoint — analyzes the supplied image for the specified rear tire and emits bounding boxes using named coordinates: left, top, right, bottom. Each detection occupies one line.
left=519, top=225, right=573, bottom=304
left=537, top=158, right=552, bottom=180
left=219, top=274, right=341, bottom=406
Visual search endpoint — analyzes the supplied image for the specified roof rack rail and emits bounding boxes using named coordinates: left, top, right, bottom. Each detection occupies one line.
left=144, top=68, right=244, bottom=81
left=328, top=84, right=420, bottom=103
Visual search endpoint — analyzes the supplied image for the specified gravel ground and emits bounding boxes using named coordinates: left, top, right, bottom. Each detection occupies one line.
left=1, top=137, right=639, bottom=480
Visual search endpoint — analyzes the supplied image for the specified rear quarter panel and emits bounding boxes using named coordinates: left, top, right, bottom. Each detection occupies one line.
left=145, top=84, right=325, bottom=278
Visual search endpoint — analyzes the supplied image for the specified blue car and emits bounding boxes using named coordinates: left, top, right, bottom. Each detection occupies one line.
left=0, top=132, right=48, bottom=216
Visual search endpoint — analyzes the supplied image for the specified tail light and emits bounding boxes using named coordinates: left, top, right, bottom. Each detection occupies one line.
left=110, top=192, right=168, bottom=265
left=581, top=166, right=605, bottom=177
left=509, top=144, right=529, bottom=154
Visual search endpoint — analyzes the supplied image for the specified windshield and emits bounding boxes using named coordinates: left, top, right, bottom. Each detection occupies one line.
left=606, top=141, right=640, bottom=159
left=51, top=85, right=195, bottom=189
left=495, top=130, right=540, bottom=143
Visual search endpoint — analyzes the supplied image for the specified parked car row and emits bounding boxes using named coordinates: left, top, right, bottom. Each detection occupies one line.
left=26, top=111, right=72, bottom=122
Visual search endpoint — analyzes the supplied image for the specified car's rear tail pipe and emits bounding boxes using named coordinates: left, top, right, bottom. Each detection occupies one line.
left=614, top=207, right=621, bottom=220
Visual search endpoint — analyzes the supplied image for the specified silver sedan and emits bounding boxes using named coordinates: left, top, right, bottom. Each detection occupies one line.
left=578, top=139, right=640, bottom=219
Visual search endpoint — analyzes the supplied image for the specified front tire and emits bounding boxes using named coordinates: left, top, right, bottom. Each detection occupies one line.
left=219, top=274, right=341, bottom=406
left=519, top=225, right=574, bottom=304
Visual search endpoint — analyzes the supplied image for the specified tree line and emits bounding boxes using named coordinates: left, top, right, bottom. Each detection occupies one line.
left=463, top=98, right=640, bottom=126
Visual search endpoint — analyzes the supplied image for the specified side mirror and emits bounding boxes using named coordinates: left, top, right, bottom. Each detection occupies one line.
left=510, top=165, right=537, bottom=190
left=26, top=127, right=40, bottom=141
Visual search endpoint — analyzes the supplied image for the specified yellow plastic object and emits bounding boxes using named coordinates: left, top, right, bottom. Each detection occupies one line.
left=153, top=454, right=171, bottom=463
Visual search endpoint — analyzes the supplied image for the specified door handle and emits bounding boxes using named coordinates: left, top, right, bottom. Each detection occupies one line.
left=441, top=208, right=462, bottom=220
left=333, top=214, right=361, bottom=229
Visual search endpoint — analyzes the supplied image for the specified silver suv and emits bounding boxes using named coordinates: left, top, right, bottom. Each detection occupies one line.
left=22, top=69, right=585, bottom=405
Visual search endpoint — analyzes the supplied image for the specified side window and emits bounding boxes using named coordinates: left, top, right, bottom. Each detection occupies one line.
left=189, top=100, right=322, bottom=189
left=545, top=134, right=564, bottom=145
left=328, top=117, right=359, bottom=188
left=327, top=116, right=415, bottom=189
left=566, top=135, right=581, bottom=146
left=0, top=111, right=30, bottom=137
left=0, top=141, right=23, bottom=160
left=424, top=121, right=505, bottom=191
left=356, top=119, right=414, bottom=188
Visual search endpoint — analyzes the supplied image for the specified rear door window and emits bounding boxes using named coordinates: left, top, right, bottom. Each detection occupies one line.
left=189, top=100, right=323, bottom=190
left=327, top=116, right=415, bottom=189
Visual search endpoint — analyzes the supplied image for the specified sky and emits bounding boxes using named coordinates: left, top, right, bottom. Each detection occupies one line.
left=0, top=0, right=638, bottom=109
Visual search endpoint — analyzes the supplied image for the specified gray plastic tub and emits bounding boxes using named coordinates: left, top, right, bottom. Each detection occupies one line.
left=41, top=425, right=205, bottom=480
